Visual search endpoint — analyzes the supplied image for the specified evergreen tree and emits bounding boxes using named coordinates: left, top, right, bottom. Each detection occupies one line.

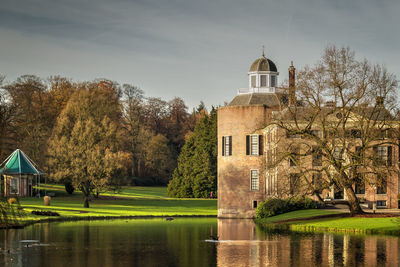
left=167, top=107, right=217, bottom=198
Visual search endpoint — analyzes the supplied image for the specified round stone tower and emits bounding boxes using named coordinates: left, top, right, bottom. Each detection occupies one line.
left=217, top=53, right=283, bottom=218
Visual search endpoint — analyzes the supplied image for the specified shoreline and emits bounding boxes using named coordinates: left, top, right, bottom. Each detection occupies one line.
left=2, top=214, right=218, bottom=230
left=255, top=210, right=400, bottom=236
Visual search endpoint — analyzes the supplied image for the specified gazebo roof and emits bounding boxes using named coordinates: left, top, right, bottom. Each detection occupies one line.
left=0, top=149, right=41, bottom=175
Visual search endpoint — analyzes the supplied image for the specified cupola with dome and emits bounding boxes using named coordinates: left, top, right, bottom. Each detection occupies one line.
left=241, top=51, right=280, bottom=94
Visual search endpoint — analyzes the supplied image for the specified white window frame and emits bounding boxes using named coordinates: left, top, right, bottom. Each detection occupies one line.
left=10, top=177, right=19, bottom=194
left=376, top=146, right=388, bottom=162
left=250, top=169, right=259, bottom=191
left=260, top=75, right=267, bottom=87
left=250, top=134, right=259, bottom=156
left=251, top=75, right=256, bottom=88
left=270, top=75, right=277, bottom=87
left=224, top=135, right=231, bottom=156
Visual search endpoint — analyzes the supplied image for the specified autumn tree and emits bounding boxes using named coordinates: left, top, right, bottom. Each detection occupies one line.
left=0, top=76, right=15, bottom=160
left=48, top=82, right=130, bottom=207
left=121, top=84, right=147, bottom=177
left=3, top=75, right=51, bottom=166
left=166, top=97, right=190, bottom=153
left=269, top=45, right=398, bottom=214
left=145, top=134, right=176, bottom=185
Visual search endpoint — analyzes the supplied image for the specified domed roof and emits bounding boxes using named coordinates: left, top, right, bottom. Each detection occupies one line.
left=249, top=56, right=277, bottom=72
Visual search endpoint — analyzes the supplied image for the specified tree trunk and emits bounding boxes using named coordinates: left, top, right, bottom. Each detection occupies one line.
left=344, top=186, right=363, bottom=215
left=314, top=192, right=325, bottom=206
left=83, top=195, right=90, bottom=208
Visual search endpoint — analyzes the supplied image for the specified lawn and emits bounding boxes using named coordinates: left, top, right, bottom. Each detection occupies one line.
left=255, top=209, right=400, bottom=235
left=12, top=185, right=217, bottom=226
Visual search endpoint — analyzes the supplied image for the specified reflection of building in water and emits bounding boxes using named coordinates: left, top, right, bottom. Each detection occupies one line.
left=216, top=219, right=400, bottom=267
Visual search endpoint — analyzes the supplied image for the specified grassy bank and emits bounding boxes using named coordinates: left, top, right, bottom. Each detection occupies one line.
left=255, top=209, right=400, bottom=235
left=10, top=185, right=217, bottom=227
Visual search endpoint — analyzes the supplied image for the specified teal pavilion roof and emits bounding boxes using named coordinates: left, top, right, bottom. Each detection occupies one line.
left=0, top=149, right=41, bottom=175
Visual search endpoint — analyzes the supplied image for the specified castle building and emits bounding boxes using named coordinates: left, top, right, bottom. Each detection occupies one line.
left=217, top=53, right=289, bottom=218
left=218, top=54, right=400, bottom=218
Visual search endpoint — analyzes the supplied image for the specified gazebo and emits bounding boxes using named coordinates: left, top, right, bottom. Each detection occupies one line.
left=0, top=149, right=42, bottom=197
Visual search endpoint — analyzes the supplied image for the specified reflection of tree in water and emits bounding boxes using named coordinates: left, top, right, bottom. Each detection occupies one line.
left=0, top=198, right=25, bottom=228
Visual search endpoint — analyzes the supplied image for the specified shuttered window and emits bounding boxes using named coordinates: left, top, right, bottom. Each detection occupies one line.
left=246, top=135, right=263, bottom=156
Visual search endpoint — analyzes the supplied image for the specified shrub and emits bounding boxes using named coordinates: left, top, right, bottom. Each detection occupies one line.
left=64, top=182, right=75, bottom=194
left=256, top=198, right=287, bottom=218
left=7, top=198, right=18, bottom=205
left=256, top=197, right=317, bottom=219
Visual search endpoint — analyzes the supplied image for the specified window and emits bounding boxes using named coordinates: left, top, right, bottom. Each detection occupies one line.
left=377, top=174, right=387, bottom=194
left=10, top=177, right=18, bottom=194
left=260, top=75, right=267, bottom=87
left=289, top=147, right=299, bottom=167
left=289, top=173, right=300, bottom=195
left=286, top=130, right=301, bottom=138
left=351, top=129, right=361, bottom=138
left=222, top=136, right=232, bottom=156
left=312, top=146, right=322, bottom=166
left=377, top=200, right=386, bottom=207
left=355, top=176, right=365, bottom=194
left=250, top=170, right=259, bottom=191
left=311, top=130, right=322, bottom=138
left=333, top=147, right=342, bottom=160
left=312, top=173, right=322, bottom=192
left=378, top=129, right=390, bottom=139
left=266, top=173, right=276, bottom=195
left=253, top=200, right=258, bottom=208
left=353, top=146, right=362, bottom=163
left=251, top=135, right=258, bottom=155
left=246, top=135, right=262, bottom=156
left=270, top=75, right=277, bottom=87
left=251, top=75, right=256, bottom=88
left=374, top=146, right=392, bottom=166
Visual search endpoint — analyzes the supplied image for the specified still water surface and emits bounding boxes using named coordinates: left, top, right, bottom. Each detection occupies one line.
left=0, top=218, right=398, bottom=267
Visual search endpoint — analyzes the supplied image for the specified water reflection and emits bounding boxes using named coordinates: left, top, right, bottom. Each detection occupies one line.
left=0, top=219, right=217, bottom=267
left=217, top=219, right=400, bottom=267
left=0, top=218, right=399, bottom=267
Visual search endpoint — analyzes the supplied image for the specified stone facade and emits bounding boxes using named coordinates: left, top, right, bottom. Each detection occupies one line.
left=217, top=55, right=400, bottom=219
left=218, top=105, right=275, bottom=218
left=218, top=54, right=284, bottom=218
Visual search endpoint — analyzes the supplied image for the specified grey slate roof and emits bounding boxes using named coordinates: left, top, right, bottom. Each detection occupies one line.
left=228, top=93, right=281, bottom=108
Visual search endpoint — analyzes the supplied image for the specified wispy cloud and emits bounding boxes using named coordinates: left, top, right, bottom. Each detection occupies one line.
left=0, top=0, right=399, bottom=108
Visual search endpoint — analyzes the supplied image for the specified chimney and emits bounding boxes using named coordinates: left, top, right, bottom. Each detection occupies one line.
left=288, top=61, right=296, bottom=106
left=376, top=96, right=384, bottom=106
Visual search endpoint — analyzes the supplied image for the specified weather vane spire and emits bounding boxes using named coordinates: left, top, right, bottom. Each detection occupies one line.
left=262, top=45, right=265, bottom=57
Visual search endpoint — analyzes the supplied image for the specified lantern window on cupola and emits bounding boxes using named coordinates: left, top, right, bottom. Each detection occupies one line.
left=238, top=50, right=280, bottom=94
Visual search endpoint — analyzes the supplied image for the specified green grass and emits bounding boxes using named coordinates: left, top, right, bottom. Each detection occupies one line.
left=291, top=216, right=400, bottom=235
left=255, top=209, right=400, bottom=235
left=255, top=209, right=341, bottom=223
left=12, top=185, right=217, bottom=226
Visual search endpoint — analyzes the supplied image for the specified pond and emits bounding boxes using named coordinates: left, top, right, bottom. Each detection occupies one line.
left=0, top=218, right=399, bottom=267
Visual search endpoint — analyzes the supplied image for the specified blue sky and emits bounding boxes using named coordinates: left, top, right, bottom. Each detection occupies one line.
left=1, top=0, right=399, bottom=108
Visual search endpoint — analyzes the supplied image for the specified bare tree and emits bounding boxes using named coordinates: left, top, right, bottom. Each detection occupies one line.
left=267, top=45, right=399, bottom=214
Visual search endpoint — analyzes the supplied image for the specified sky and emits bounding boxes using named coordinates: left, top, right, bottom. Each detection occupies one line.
left=1, top=0, right=399, bottom=109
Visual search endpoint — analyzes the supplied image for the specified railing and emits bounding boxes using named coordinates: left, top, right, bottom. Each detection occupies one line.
left=237, top=87, right=283, bottom=94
